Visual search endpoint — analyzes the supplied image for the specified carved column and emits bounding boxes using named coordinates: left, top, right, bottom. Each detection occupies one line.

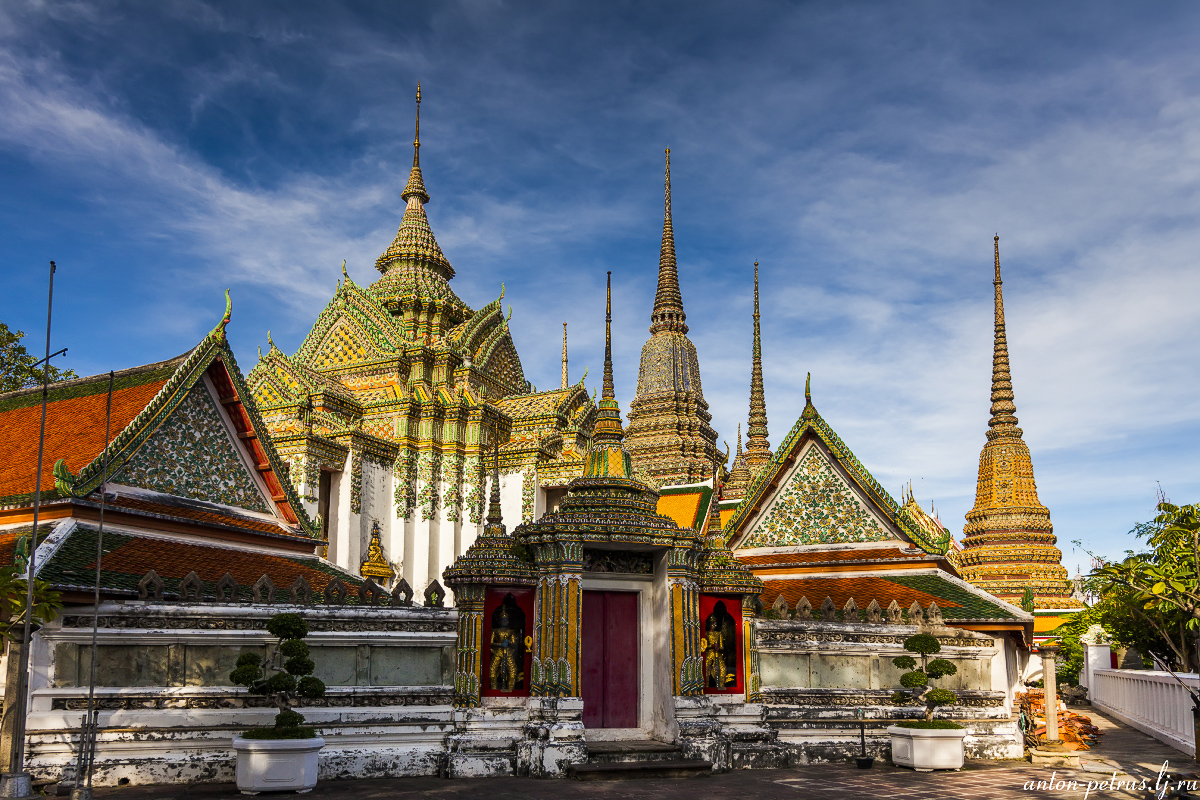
left=668, top=571, right=702, bottom=697
left=1040, top=643, right=1061, bottom=743
left=453, top=585, right=485, bottom=708
left=741, top=595, right=762, bottom=702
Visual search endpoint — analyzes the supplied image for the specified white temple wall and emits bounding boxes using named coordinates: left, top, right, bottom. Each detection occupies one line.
left=28, top=602, right=457, bottom=787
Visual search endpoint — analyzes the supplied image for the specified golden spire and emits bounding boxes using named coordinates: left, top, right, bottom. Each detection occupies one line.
left=960, top=235, right=1072, bottom=610
left=602, top=272, right=614, bottom=401
left=988, top=234, right=1020, bottom=439
left=486, top=437, right=503, bottom=528
left=561, top=321, right=568, bottom=389
left=745, top=261, right=771, bottom=468
left=584, top=272, right=632, bottom=478
left=402, top=83, right=429, bottom=204
left=649, top=148, right=688, bottom=335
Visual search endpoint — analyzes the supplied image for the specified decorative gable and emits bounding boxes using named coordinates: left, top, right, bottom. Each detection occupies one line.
left=738, top=442, right=894, bottom=549
left=114, top=382, right=271, bottom=513
left=312, top=316, right=380, bottom=369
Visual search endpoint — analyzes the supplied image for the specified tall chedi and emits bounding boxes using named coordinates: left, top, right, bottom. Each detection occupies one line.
left=626, top=149, right=718, bottom=486
left=958, top=236, right=1075, bottom=610
left=724, top=262, right=771, bottom=501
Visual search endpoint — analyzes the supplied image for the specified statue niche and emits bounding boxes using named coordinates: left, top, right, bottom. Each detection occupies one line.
left=702, top=601, right=738, bottom=690
left=488, top=594, right=527, bottom=692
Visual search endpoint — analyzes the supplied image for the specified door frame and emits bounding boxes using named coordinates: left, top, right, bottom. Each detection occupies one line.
left=580, top=574, right=657, bottom=741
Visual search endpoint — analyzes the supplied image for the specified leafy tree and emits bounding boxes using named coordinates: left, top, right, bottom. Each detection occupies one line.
left=0, top=321, right=75, bottom=393
left=1085, top=503, right=1200, bottom=673
left=0, top=564, right=64, bottom=641
left=892, top=633, right=960, bottom=724
left=230, top=613, right=326, bottom=739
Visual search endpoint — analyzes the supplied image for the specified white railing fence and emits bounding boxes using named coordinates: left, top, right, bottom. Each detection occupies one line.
left=1081, top=642, right=1197, bottom=755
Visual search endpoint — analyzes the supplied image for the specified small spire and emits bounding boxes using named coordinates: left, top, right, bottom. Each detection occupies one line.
left=804, top=372, right=811, bottom=404
left=401, top=83, right=430, bottom=204
left=486, top=437, right=503, bottom=527
left=988, top=235, right=1021, bottom=437
left=603, top=272, right=614, bottom=400
left=561, top=322, right=569, bottom=389
left=736, top=423, right=743, bottom=455
left=649, top=148, right=688, bottom=335
left=341, top=259, right=349, bottom=280
left=745, top=261, right=771, bottom=467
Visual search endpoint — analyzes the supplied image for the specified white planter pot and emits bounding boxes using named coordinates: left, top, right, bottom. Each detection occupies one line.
left=232, top=735, right=325, bottom=794
left=887, top=725, right=966, bottom=772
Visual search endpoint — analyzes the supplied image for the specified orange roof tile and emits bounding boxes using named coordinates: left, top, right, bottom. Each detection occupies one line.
left=0, top=361, right=179, bottom=503
left=657, top=492, right=703, bottom=530
left=761, top=575, right=959, bottom=611
left=105, top=496, right=297, bottom=537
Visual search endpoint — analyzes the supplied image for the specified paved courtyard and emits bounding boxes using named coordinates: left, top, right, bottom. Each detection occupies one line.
left=87, top=708, right=1196, bottom=800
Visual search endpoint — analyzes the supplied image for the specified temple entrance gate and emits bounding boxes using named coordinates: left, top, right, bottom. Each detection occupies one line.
left=581, top=590, right=639, bottom=729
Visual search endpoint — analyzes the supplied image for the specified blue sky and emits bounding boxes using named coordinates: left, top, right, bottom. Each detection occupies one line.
left=2, top=1, right=1198, bottom=563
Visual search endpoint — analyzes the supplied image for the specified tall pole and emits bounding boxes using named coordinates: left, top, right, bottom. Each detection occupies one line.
left=4, top=261, right=57, bottom=793
left=71, top=372, right=113, bottom=800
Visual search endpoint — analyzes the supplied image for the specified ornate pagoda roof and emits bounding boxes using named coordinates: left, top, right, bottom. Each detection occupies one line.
left=724, top=375, right=950, bottom=555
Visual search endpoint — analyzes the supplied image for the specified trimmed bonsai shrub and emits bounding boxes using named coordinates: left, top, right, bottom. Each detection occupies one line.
left=891, top=633, right=962, bottom=727
left=230, top=613, right=326, bottom=739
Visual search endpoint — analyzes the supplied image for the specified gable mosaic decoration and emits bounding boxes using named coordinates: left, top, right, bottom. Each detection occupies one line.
left=115, top=384, right=269, bottom=512
left=741, top=445, right=890, bottom=548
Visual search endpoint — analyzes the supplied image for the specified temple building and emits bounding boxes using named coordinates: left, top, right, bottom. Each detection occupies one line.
left=0, top=91, right=1048, bottom=785
left=245, top=88, right=596, bottom=599
left=955, top=237, right=1079, bottom=640
left=624, top=150, right=719, bottom=488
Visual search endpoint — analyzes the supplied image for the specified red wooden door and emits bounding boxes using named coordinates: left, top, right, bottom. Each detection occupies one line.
left=581, top=590, right=639, bottom=728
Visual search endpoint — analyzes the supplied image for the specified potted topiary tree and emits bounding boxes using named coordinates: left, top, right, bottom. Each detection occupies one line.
left=230, top=613, right=327, bottom=793
left=886, top=632, right=967, bottom=771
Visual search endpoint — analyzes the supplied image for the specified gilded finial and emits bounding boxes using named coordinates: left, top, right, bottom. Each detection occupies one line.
left=602, top=271, right=614, bottom=400
left=401, top=83, right=430, bottom=204
left=267, top=330, right=275, bottom=350
left=745, top=261, right=771, bottom=468
left=805, top=372, right=811, bottom=403
left=486, top=436, right=503, bottom=527
left=561, top=321, right=568, bottom=389
left=257, top=345, right=262, bottom=359
left=499, top=282, right=505, bottom=300
left=341, top=259, right=348, bottom=280
left=988, top=235, right=1020, bottom=436
left=506, top=305, right=513, bottom=322
left=649, top=148, right=687, bottom=335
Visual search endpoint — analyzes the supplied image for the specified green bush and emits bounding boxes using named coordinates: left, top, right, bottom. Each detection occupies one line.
left=895, top=633, right=959, bottom=723
left=230, top=613, right=324, bottom=740
left=266, top=613, right=308, bottom=641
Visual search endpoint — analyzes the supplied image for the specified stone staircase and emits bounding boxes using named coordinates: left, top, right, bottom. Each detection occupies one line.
left=569, top=740, right=713, bottom=780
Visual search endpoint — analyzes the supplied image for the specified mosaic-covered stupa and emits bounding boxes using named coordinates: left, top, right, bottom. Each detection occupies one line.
left=625, top=150, right=718, bottom=487
left=956, top=237, right=1075, bottom=610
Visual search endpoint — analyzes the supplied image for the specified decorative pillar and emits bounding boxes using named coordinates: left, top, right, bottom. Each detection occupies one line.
left=531, top=570, right=582, bottom=698
left=669, top=574, right=702, bottom=696
left=741, top=595, right=762, bottom=702
left=1040, top=643, right=1061, bottom=743
left=452, top=584, right=485, bottom=708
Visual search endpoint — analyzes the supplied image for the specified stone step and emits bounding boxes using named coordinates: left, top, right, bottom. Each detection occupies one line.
left=586, top=740, right=685, bottom=764
left=570, top=759, right=714, bottom=781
